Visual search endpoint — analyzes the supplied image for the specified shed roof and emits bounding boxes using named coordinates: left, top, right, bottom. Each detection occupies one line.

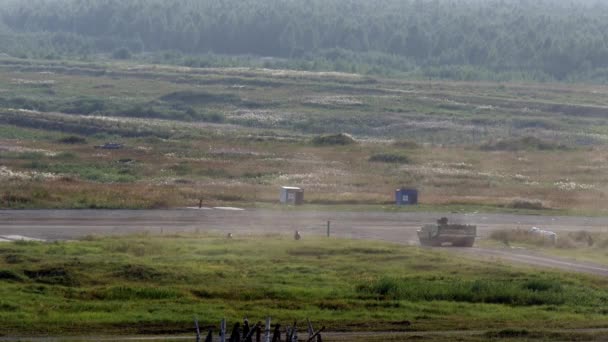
left=281, top=186, right=302, bottom=190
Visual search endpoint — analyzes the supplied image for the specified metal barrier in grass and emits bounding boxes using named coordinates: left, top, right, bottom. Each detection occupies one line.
left=195, top=316, right=325, bottom=342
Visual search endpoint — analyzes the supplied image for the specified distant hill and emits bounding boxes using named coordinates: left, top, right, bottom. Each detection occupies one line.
left=2, top=0, right=608, bottom=82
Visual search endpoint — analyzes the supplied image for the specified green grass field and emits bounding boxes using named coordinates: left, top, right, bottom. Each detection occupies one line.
left=0, top=235, right=607, bottom=338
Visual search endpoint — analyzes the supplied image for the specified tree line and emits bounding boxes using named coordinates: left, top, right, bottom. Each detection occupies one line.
left=2, top=0, right=608, bottom=82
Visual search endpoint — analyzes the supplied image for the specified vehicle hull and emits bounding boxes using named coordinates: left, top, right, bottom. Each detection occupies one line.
left=417, top=221, right=476, bottom=247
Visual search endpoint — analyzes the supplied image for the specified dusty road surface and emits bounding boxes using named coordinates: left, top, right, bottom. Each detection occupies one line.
left=2, top=209, right=608, bottom=276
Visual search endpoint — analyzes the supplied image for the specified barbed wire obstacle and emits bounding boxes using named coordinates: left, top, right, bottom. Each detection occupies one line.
left=195, top=317, right=324, bottom=342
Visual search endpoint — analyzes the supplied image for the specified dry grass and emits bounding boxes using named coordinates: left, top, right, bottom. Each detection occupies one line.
left=2, top=58, right=608, bottom=211
left=3, top=133, right=608, bottom=210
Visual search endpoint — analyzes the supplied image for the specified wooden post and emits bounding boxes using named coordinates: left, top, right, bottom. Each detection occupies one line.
left=287, top=321, right=297, bottom=342
left=306, top=318, right=315, bottom=338
left=194, top=316, right=201, bottom=342
left=204, top=330, right=213, bottom=342
left=229, top=322, right=240, bottom=342
left=243, top=318, right=250, bottom=339
left=220, top=318, right=226, bottom=342
left=292, top=326, right=298, bottom=342
left=264, top=317, right=271, bottom=342
left=244, top=320, right=259, bottom=342
left=286, top=326, right=292, bottom=342
left=271, top=323, right=281, bottom=342
left=255, top=322, right=262, bottom=342
left=307, top=326, right=325, bottom=342
left=327, top=221, right=330, bottom=237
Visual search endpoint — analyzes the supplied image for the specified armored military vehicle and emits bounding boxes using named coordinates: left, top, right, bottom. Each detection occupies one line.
left=417, top=217, right=476, bottom=247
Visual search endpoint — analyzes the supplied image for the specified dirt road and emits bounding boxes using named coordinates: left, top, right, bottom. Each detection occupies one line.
left=1, top=209, right=608, bottom=276
left=4, top=328, right=608, bottom=342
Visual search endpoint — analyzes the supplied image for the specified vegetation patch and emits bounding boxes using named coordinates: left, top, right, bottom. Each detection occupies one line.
left=58, top=135, right=87, bottom=144
left=113, top=264, right=163, bottom=281
left=0, top=269, right=24, bottom=282
left=484, top=329, right=530, bottom=338
left=481, top=136, right=568, bottom=151
left=357, top=277, right=567, bottom=305
left=312, top=133, right=356, bottom=146
left=26, top=162, right=138, bottom=183
left=369, top=153, right=411, bottom=164
left=0, top=235, right=605, bottom=335
left=392, top=140, right=420, bottom=149
left=507, top=199, right=546, bottom=210
left=160, top=91, right=240, bottom=105
left=23, top=266, right=79, bottom=286
left=92, top=286, right=182, bottom=300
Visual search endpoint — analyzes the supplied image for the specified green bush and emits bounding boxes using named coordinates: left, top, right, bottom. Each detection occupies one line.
left=312, top=133, right=356, bottom=146
left=369, top=153, right=410, bottom=164
left=0, top=270, right=24, bottom=282
left=392, top=139, right=419, bottom=149
left=481, top=136, right=568, bottom=151
left=507, top=198, right=545, bottom=210
left=358, top=277, right=566, bottom=305
left=58, top=135, right=87, bottom=144
left=112, top=47, right=131, bottom=60
left=94, top=286, right=181, bottom=300
left=23, top=266, right=79, bottom=286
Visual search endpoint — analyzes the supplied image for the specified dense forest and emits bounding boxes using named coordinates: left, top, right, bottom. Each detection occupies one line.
left=2, top=0, right=608, bottom=82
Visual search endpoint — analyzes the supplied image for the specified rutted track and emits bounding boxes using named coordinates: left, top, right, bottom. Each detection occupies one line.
left=1, top=209, right=608, bottom=276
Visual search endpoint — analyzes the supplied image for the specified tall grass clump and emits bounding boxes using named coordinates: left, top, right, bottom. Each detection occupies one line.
left=507, top=198, right=546, bottom=210
left=358, top=277, right=567, bottom=305
left=58, top=135, right=87, bottom=144
left=94, top=286, right=181, bottom=300
left=369, top=153, right=410, bottom=164
left=392, top=139, right=419, bottom=149
left=481, top=136, right=568, bottom=151
left=312, top=133, right=356, bottom=146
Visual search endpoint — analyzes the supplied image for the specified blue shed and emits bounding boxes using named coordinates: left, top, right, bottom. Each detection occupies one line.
left=396, top=188, right=418, bottom=205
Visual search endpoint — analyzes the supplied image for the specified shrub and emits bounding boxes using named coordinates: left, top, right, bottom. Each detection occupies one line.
left=392, top=139, right=419, bottom=149
left=58, top=135, right=87, bottom=144
left=481, top=136, right=568, bottom=151
left=568, top=230, right=594, bottom=246
left=61, top=98, right=106, bottom=114
left=23, top=266, right=79, bottom=286
left=485, top=329, right=530, bottom=338
left=312, top=133, right=356, bottom=146
left=112, top=47, right=131, bottom=60
left=94, top=286, right=181, bottom=300
left=114, top=264, right=161, bottom=281
left=0, top=270, right=24, bottom=282
left=369, top=153, right=410, bottom=164
left=507, top=198, right=545, bottom=210
left=522, top=279, right=562, bottom=292
left=357, top=277, right=566, bottom=305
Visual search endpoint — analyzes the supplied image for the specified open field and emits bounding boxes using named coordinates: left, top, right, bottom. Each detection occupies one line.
left=1, top=234, right=608, bottom=340
left=1, top=58, right=608, bottom=212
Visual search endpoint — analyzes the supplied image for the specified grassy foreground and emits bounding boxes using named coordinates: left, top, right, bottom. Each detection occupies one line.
left=0, top=234, right=607, bottom=337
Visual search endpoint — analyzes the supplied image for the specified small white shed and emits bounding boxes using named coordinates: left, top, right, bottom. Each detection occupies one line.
left=280, top=186, right=304, bottom=205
